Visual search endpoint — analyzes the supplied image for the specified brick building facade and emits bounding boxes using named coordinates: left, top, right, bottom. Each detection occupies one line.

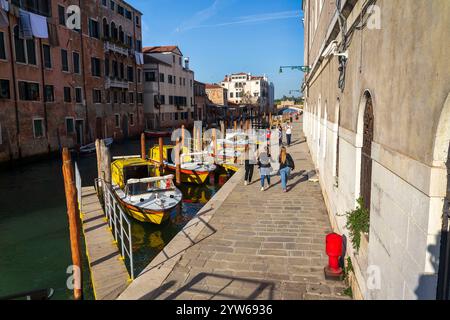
left=0, top=0, right=144, bottom=162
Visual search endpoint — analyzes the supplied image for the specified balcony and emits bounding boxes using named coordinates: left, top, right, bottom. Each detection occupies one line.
left=104, top=41, right=130, bottom=56
left=105, top=77, right=129, bottom=89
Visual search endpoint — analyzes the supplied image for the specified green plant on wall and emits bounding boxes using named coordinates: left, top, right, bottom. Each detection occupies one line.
left=345, top=197, right=370, bottom=252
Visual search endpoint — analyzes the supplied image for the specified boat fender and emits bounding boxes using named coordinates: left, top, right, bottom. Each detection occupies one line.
left=170, top=195, right=174, bottom=198
left=140, top=198, right=145, bottom=202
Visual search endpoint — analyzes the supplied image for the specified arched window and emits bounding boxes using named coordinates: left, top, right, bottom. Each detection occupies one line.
left=103, top=18, right=109, bottom=39
left=111, top=22, right=117, bottom=40
left=334, top=98, right=341, bottom=181
left=360, top=92, right=374, bottom=212
left=119, top=26, right=124, bottom=44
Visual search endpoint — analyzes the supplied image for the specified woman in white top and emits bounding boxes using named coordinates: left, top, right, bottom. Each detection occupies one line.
left=285, top=123, right=292, bottom=146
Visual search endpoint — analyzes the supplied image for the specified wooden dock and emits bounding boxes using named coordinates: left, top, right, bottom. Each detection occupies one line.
left=80, top=186, right=130, bottom=300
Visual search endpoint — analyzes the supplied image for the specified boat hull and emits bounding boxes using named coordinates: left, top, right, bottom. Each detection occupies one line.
left=164, top=165, right=210, bottom=184
left=116, top=194, right=173, bottom=224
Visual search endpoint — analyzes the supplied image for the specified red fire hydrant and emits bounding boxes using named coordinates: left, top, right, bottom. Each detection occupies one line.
left=324, top=233, right=344, bottom=280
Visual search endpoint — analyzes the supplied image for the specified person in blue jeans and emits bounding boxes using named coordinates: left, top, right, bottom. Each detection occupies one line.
left=258, top=147, right=272, bottom=191
left=278, top=146, right=295, bottom=192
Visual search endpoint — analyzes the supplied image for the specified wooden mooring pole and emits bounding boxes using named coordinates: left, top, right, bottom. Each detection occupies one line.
left=175, top=137, right=181, bottom=185
left=101, top=140, right=111, bottom=185
left=95, top=139, right=102, bottom=184
left=212, top=128, right=217, bottom=164
left=140, top=133, right=146, bottom=160
left=62, top=148, right=83, bottom=300
left=158, top=137, right=164, bottom=175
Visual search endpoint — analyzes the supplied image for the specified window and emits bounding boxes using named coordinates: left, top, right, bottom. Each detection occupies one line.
left=137, top=69, right=142, bottom=83
left=75, top=87, right=82, bottom=103
left=179, top=77, right=182, bottom=85
left=18, top=81, right=39, bottom=101
left=183, top=78, right=186, bottom=86
left=110, top=1, right=115, bottom=11
left=26, top=39, right=36, bottom=65
left=126, top=35, right=133, bottom=48
left=61, top=49, right=69, bottom=71
left=112, top=60, right=118, bottom=77
left=93, top=89, right=102, bottom=103
left=125, top=9, right=132, bottom=20
left=0, top=80, right=10, bottom=99
left=44, top=85, right=54, bottom=102
left=89, top=19, right=100, bottom=39
left=159, top=73, right=165, bottom=83
left=118, top=27, right=124, bottom=44
left=117, top=5, right=124, bottom=16
left=129, top=113, right=134, bottom=126
left=135, top=16, right=140, bottom=26
left=145, top=71, right=155, bottom=82
left=102, top=0, right=107, bottom=7
left=174, top=113, right=178, bottom=120
left=73, top=52, right=80, bottom=74
left=230, top=92, right=234, bottom=98
left=33, top=119, right=44, bottom=138
left=66, top=118, right=74, bottom=134
left=42, top=44, right=51, bottom=68
left=137, top=93, right=143, bottom=104
left=173, top=76, right=176, bottom=85
left=91, top=58, right=101, bottom=77
left=121, top=91, right=126, bottom=103
left=106, top=90, right=110, bottom=103
left=168, top=75, right=172, bottom=84
left=120, top=63, right=124, bottom=79
left=135, top=39, right=142, bottom=51
left=63, top=87, right=71, bottom=102
left=160, top=95, right=165, bottom=104
left=58, top=5, right=66, bottom=26
left=127, top=66, right=134, bottom=82
left=179, top=57, right=182, bottom=65
left=169, top=96, right=173, bottom=104
left=104, top=58, right=110, bottom=76
left=0, top=32, right=6, bottom=60
left=172, top=55, right=175, bottom=64
left=14, top=26, right=25, bottom=63
left=102, top=18, right=109, bottom=39
left=13, top=0, right=51, bottom=17
left=128, top=92, right=134, bottom=104
left=115, top=114, right=120, bottom=127
left=113, top=91, right=118, bottom=103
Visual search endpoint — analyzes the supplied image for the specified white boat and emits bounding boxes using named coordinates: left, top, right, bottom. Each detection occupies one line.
left=79, top=138, right=113, bottom=154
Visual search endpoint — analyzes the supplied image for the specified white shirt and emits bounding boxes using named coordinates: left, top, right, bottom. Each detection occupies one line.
left=286, top=125, right=292, bottom=135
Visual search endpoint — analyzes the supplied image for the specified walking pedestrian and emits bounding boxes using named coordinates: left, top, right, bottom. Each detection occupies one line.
left=258, top=146, right=272, bottom=191
left=278, top=125, right=283, bottom=146
left=279, top=146, right=295, bottom=192
left=285, top=123, right=292, bottom=146
left=244, top=143, right=255, bottom=186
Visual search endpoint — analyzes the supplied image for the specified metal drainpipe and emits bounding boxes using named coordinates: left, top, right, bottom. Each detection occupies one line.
left=78, top=0, right=89, bottom=145
left=132, top=11, right=139, bottom=133
left=7, top=12, right=21, bottom=159
left=38, top=38, right=50, bottom=153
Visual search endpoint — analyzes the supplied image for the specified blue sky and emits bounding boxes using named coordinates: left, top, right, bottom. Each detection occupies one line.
left=127, top=0, right=305, bottom=99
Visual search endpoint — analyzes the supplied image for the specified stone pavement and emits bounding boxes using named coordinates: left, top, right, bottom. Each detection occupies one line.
left=119, top=120, right=350, bottom=300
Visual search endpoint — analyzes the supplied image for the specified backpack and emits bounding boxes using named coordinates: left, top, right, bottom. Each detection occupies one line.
left=287, top=154, right=295, bottom=170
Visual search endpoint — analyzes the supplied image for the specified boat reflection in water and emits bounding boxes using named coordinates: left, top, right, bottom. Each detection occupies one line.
left=129, top=171, right=232, bottom=275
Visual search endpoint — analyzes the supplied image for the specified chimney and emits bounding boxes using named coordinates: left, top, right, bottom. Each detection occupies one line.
left=184, top=57, right=190, bottom=69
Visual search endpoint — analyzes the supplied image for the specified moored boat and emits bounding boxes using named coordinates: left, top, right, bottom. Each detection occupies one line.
left=149, top=145, right=216, bottom=184
left=144, top=130, right=172, bottom=138
left=79, top=137, right=113, bottom=154
left=111, top=156, right=182, bottom=224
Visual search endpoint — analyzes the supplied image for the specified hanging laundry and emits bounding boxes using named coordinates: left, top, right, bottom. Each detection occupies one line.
left=19, top=9, right=33, bottom=39
left=135, top=51, right=144, bottom=65
left=0, top=0, right=9, bottom=12
left=0, top=8, right=8, bottom=28
left=47, top=22, right=59, bottom=47
left=29, top=11, right=48, bottom=38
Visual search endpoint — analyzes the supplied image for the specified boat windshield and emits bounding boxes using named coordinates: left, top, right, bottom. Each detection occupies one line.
left=126, top=178, right=175, bottom=196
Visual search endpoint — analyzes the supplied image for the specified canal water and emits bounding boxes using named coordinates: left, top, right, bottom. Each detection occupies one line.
left=0, top=138, right=231, bottom=300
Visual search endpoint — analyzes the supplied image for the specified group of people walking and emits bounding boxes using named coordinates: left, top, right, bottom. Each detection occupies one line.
left=244, top=121, right=295, bottom=193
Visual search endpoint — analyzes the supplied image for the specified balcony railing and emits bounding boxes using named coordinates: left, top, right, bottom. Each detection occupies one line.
left=104, top=41, right=130, bottom=56
left=105, top=77, right=129, bottom=89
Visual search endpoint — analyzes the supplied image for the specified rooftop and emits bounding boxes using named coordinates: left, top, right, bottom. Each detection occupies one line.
left=143, top=46, right=182, bottom=55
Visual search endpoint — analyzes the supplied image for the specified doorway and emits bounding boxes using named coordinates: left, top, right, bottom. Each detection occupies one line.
left=75, top=120, right=84, bottom=145
left=360, top=94, right=374, bottom=212
left=95, top=117, right=103, bottom=140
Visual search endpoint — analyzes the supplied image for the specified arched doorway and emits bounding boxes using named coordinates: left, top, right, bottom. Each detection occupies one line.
left=435, top=93, right=450, bottom=299
left=360, top=93, right=374, bottom=212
